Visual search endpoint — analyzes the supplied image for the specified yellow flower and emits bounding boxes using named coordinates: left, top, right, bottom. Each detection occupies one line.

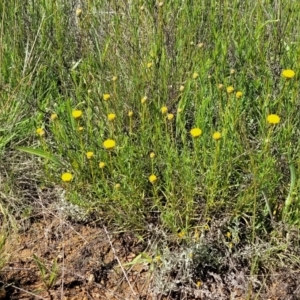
left=196, top=281, right=202, bottom=288
left=72, top=110, right=82, bottom=119
left=178, top=230, right=185, bottom=239
left=236, top=91, right=243, bottom=98
left=197, top=42, right=204, bottom=48
left=190, top=128, right=202, bottom=138
left=212, top=132, right=221, bottom=141
left=217, top=83, right=224, bottom=90
left=114, top=183, right=121, bottom=189
left=107, top=113, right=116, bottom=121
left=230, top=68, right=235, bottom=75
left=161, top=106, right=168, bottom=114
left=192, top=72, right=199, bottom=79
left=141, top=96, right=147, bottom=104
left=282, top=69, right=295, bottom=79
left=103, top=139, right=116, bottom=150
left=61, top=172, right=73, bottom=182
left=149, top=174, right=157, bottom=184
left=267, top=114, right=280, bottom=125
left=150, top=152, right=155, bottom=159
left=99, top=162, right=106, bottom=169
left=226, top=232, right=231, bottom=239
left=86, top=151, right=94, bottom=159
left=112, top=76, right=117, bottom=81
left=128, top=111, right=133, bottom=117
left=50, top=113, right=58, bottom=121
left=167, top=113, right=174, bottom=121
left=147, top=62, right=153, bottom=68
left=76, top=8, right=82, bottom=17
left=103, top=93, right=111, bottom=101
left=226, top=86, right=234, bottom=94
left=78, top=126, right=84, bottom=132
left=179, top=85, right=185, bottom=92
left=36, top=128, right=45, bottom=137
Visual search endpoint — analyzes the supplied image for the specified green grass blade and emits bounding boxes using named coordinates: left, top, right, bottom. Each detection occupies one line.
left=16, top=147, right=62, bottom=165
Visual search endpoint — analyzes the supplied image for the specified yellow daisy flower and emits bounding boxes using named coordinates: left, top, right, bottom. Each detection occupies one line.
left=149, top=174, right=157, bottom=184
left=141, top=96, right=147, bottom=104
left=236, top=91, right=243, bottom=98
left=212, top=132, right=221, bottom=140
left=107, top=113, right=116, bottom=121
left=190, top=128, right=202, bottom=138
left=161, top=106, right=168, bottom=114
left=61, top=172, right=73, bottom=182
left=36, top=128, right=45, bottom=137
left=226, top=86, right=234, bottom=94
left=72, top=110, right=82, bottom=119
left=99, top=162, right=106, bottom=169
left=103, top=93, right=111, bottom=101
left=282, top=69, right=295, bottom=79
left=86, top=151, right=94, bottom=159
left=267, top=114, right=280, bottom=125
left=103, top=139, right=116, bottom=150
left=167, top=113, right=174, bottom=121
left=50, top=113, right=58, bottom=121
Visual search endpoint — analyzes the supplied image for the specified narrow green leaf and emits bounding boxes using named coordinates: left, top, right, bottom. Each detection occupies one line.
left=16, top=147, right=62, bottom=165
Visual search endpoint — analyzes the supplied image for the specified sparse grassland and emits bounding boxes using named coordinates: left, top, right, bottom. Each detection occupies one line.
left=1, top=0, right=300, bottom=298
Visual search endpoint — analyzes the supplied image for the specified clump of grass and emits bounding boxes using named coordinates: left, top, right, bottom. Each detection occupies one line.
left=2, top=0, right=298, bottom=231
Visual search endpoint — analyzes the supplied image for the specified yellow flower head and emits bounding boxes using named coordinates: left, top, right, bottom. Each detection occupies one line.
left=103, top=139, right=116, bottom=150
left=161, top=106, right=168, bottom=114
left=282, top=69, right=295, bottom=79
left=149, top=174, right=157, bottom=184
left=36, top=128, right=45, bottom=137
left=72, top=110, right=82, bottom=119
left=190, top=128, right=202, bottom=138
left=192, top=72, right=199, bottom=79
left=76, top=8, right=82, bottom=17
left=178, top=230, right=185, bottom=239
left=217, top=83, right=224, bottom=90
left=236, top=91, right=243, bottom=98
left=267, top=114, right=280, bottom=125
left=61, top=172, right=73, bottom=182
left=50, top=113, right=58, bottom=121
left=78, top=126, right=84, bottom=132
left=128, top=110, right=133, bottom=117
left=167, top=113, right=174, bottom=121
left=147, top=62, right=153, bottom=68
left=103, top=93, right=111, bottom=101
left=212, top=132, right=221, bottom=141
left=179, top=85, right=185, bottom=92
left=150, top=152, right=155, bottom=159
left=141, top=96, right=147, bottom=104
left=107, top=113, right=116, bottom=121
left=99, top=162, right=106, bottom=169
left=112, top=76, right=118, bottom=81
left=86, top=151, right=94, bottom=159
left=226, top=86, right=234, bottom=94
left=114, top=183, right=121, bottom=189
left=230, top=68, right=235, bottom=75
